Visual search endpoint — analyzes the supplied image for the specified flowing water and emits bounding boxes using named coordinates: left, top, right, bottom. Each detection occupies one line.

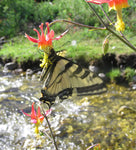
left=0, top=66, right=136, bottom=150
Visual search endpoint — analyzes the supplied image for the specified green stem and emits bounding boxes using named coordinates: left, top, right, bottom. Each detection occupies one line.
left=100, top=5, right=112, bottom=24
left=41, top=106, right=58, bottom=150
left=49, top=19, right=106, bottom=30
left=87, top=3, right=107, bottom=27
left=107, top=27, right=136, bottom=51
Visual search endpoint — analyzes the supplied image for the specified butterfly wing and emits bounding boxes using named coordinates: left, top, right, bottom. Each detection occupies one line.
left=40, top=54, right=106, bottom=107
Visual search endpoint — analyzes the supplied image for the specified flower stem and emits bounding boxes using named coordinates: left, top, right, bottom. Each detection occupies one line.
left=49, top=19, right=106, bottom=30
left=41, top=106, right=58, bottom=150
left=100, top=5, right=112, bottom=24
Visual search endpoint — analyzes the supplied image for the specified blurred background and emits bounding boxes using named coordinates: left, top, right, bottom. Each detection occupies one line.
left=0, top=0, right=135, bottom=38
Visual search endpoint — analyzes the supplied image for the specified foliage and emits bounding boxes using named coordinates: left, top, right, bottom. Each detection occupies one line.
left=0, top=29, right=135, bottom=64
left=53, top=0, right=95, bottom=25
left=0, top=0, right=35, bottom=37
left=106, top=67, right=136, bottom=83
left=106, top=69, right=121, bottom=81
left=0, top=36, right=40, bottom=62
left=123, top=67, right=136, bottom=82
left=0, top=0, right=57, bottom=38
left=0, top=0, right=135, bottom=38
left=33, top=2, right=58, bottom=25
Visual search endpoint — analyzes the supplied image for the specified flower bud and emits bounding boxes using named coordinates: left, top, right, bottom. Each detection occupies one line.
left=102, top=38, right=109, bottom=55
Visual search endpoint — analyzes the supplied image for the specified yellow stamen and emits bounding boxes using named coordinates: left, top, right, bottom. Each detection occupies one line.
left=40, top=51, right=52, bottom=68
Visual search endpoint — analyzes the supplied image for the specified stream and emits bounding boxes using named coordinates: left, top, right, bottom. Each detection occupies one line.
left=0, top=66, right=136, bottom=150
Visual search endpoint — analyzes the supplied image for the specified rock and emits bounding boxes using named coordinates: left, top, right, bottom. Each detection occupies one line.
left=0, top=36, right=6, bottom=45
left=14, top=68, right=23, bottom=74
left=117, top=105, right=136, bottom=116
left=89, top=65, right=98, bottom=73
left=132, top=75, right=136, bottom=82
left=3, top=62, right=18, bottom=71
left=26, top=69, right=33, bottom=76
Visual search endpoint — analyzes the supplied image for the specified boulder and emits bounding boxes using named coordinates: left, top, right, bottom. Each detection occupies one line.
left=4, top=62, right=18, bottom=71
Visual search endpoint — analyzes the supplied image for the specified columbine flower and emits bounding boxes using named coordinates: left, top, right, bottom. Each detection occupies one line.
left=25, top=22, right=68, bottom=68
left=86, top=0, right=129, bottom=32
left=25, top=22, right=54, bottom=52
left=108, top=0, right=129, bottom=32
left=22, top=102, right=51, bottom=134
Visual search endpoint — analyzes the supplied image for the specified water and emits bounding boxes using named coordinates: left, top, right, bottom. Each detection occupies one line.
left=0, top=67, right=136, bottom=150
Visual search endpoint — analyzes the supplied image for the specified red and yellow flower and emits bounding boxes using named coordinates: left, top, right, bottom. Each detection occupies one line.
left=22, top=102, right=51, bottom=134
left=25, top=22, right=68, bottom=68
left=25, top=22, right=54, bottom=51
left=108, top=0, right=129, bottom=32
left=86, top=0, right=129, bottom=32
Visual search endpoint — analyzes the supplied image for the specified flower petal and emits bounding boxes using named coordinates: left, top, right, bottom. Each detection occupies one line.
left=31, top=102, right=37, bottom=120
left=37, top=106, right=42, bottom=118
left=33, top=28, right=41, bottom=39
left=47, top=30, right=54, bottom=40
left=21, top=110, right=31, bottom=117
left=108, top=0, right=129, bottom=10
left=25, top=33, right=39, bottom=43
left=86, top=0, right=111, bottom=4
left=45, top=22, right=50, bottom=34
left=31, top=119, right=37, bottom=124
left=54, top=29, right=69, bottom=40
left=39, top=23, right=45, bottom=40
left=45, top=109, right=52, bottom=116
left=39, top=115, right=44, bottom=121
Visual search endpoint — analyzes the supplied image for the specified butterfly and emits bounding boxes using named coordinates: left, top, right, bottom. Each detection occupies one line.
left=39, top=49, right=107, bottom=108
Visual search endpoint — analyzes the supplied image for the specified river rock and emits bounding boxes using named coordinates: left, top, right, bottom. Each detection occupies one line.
left=14, top=68, right=23, bottom=74
left=26, top=69, right=33, bottom=76
left=4, top=62, right=18, bottom=71
left=117, top=105, right=136, bottom=116
left=89, top=65, right=98, bottom=73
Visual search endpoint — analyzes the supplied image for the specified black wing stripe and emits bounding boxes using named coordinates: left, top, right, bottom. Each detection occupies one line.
left=76, top=83, right=106, bottom=95
left=80, top=70, right=90, bottom=79
left=73, top=65, right=82, bottom=75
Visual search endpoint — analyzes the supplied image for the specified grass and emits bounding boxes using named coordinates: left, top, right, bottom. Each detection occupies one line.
left=123, top=67, right=136, bottom=82
left=106, top=69, right=121, bottom=81
left=0, top=36, right=41, bottom=63
left=0, top=27, right=136, bottom=64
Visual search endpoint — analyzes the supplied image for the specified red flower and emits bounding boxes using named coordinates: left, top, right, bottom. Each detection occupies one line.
left=25, top=22, right=68, bottom=51
left=22, top=102, right=51, bottom=134
left=25, top=22, right=68, bottom=68
left=108, top=0, right=129, bottom=10
left=22, top=103, right=44, bottom=123
left=25, top=22, right=54, bottom=51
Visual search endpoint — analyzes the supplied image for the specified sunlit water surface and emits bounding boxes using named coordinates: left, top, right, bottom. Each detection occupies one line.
left=0, top=67, right=136, bottom=150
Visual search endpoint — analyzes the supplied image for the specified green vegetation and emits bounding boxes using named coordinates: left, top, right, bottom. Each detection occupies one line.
left=0, top=0, right=136, bottom=37
left=0, top=36, right=41, bottom=63
left=106, top=69, right=121, bottom=82
left=106, top=67, right=136, bottom=83
left=0, top=0, right=136, bottom=84
left=0, top=28, right=135, bottom=64
left=123, top=67, right=136, bottom=82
